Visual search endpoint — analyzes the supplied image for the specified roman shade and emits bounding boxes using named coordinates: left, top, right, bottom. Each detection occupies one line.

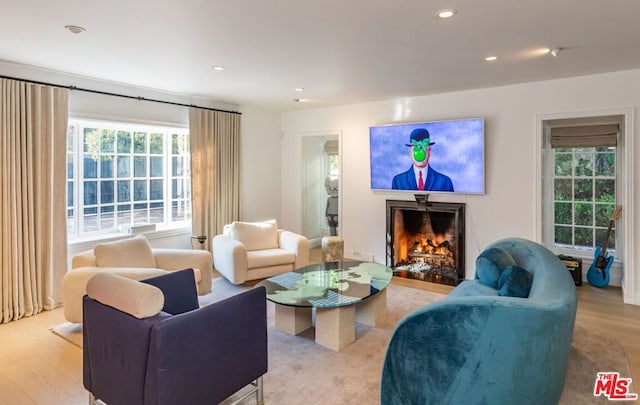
left=550, top=124, right=618, bottom=148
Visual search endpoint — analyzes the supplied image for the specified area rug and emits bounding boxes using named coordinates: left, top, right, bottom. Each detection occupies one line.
left=51, top=277, right=635, bottom=404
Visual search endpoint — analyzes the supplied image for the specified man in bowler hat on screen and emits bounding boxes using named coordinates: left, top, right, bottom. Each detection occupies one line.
left=391, top=128, right=454, bottom=191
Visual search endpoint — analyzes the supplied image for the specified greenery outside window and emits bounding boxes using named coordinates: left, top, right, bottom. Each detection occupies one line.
left=553, top=147, right=616, bottom=252
left=67, top=119, right=191, bottom=239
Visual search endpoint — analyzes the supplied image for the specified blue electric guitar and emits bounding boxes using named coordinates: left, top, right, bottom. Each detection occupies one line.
left=586, top=206, right=621, bottom=288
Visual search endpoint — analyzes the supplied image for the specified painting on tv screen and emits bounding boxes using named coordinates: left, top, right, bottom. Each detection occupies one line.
left=369, top=117, right=484, bottom=194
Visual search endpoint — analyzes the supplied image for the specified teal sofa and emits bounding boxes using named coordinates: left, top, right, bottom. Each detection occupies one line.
left=381, top=238, right=577, bottom=405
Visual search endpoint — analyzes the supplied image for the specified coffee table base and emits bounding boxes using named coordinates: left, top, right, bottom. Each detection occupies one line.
left=272, top=289, right=388, bottom=351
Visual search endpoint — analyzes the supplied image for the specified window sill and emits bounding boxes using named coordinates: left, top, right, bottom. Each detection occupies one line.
left=68, top=225, right=192, bottom=254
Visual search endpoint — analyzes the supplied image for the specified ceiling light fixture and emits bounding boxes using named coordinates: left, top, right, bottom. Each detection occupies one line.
left=65, top=25, right=86, bottom=34
left=550, top=48, right=563, bottom=57
left=436, top=9, right=457, bottom=19
left=485, top=56, right=497, bottom=61
left=212, top=66, right=225, bottom=71
left=295, top=88, right=304, bottom=92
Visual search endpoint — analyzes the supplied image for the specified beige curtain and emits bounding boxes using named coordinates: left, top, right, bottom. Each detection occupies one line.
left=0, top=78, right=69, bottom=323
left=189, top=108, right=241, bottom=249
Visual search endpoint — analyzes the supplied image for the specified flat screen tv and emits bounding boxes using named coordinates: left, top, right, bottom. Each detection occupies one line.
left=369, top=117, right=484, bottom=194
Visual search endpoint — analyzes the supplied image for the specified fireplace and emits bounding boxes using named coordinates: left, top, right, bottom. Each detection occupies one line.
left=386, top=198, right=465, bottom=286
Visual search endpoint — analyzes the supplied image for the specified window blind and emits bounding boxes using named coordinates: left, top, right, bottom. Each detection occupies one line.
left=324, top=140, right=339, bottom=155
left=550, top=124, right=618, bottom=148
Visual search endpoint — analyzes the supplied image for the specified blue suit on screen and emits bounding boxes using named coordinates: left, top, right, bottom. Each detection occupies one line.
left=391, top=165, right=454, bottom=192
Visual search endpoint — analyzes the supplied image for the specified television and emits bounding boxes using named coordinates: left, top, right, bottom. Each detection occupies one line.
left=369, top=117, right=484, bottom=194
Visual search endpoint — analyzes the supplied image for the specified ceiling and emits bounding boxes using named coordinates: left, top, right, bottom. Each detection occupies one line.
left=2, top=0, right=640, bottom=112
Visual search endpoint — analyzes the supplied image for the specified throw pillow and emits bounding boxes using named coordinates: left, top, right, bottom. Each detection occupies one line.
left=475, top=247, right=517, bottom=288
left=87, top=272, right=164, bottom=319
left=497, top=265, right=534, bottom=298
left=94, top=234, right=157, bottom=268
left=231, top=220, right=278, bottom=251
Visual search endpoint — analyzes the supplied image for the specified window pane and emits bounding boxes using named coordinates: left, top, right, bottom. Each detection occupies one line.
left=554, top=202, right=572, bottom=225
left=84, top=181, right=97, bottom=205
left=573, top=151, right=593, bottom=176
left=595, top=179, right=615, bottom=202
left=134, top=157, right=147, bottom=177
left=117, top=131, right=132, bottom=153
left=172, top=133, right=187, bottom=154
left=100, top=205, right=115, bottom=230
left=134, top=132, right=147, bottom=153
left=574, top=227, right=593, bottom=247
left=83, top=206, right=98, bottom=232
left=173, top=156, right=184, bottom=176
left=595, top=204, right=615, bottom=228
left=595, top=152, right=615, bottom=176
left=554, top=153, right=572, bottom=176
left=150, top=202, right=164, bottom=224
left=595, top=228, right=616, bottom=250
left=133, top=203, right=148, bottom=222
left=150, top=179, right=163, bottom=200
left=84, top=155, right=98, bottom=178
left=100, top=181, right=114, bottom=204
left=67, top=182, right=74, bottom=207
left=83, top=128, right=99, bottom=154
left=117, top=156, right=130, bottom=177
left=67, top=125, right=76, bottom=152
left=150, top=156, right=163, bottom=177
left=554, top=179, right=571, bottom=201
left=117, top=180, right=131, bottom=202
left=150, top=133, right=163, bottom=154
left=117, top=204, right=132, bottom=225
left=554, top=226, right=572, bottom=245
left=574, top=202, right=593, bottom=226
left=100, top=156, right=114, bottom=178
left=67, top=153, right=74, bottom=179
left=134, top=180, right=147, bottom=201
left=574, top=179, right=593, bottom=201
left=100, top=130, right=115, bottom=153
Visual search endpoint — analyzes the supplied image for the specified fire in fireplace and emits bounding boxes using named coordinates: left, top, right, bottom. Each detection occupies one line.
left=386, top=198, right=465, bottom=286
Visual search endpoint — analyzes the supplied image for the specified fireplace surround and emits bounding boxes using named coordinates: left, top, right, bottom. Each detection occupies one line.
left=386, top=197, right=465, bottom=285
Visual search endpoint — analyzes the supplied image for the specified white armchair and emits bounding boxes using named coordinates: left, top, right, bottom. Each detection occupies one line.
left=213, top=220, right=310, bottom=285
left=63, top=235, right=212, bottom=323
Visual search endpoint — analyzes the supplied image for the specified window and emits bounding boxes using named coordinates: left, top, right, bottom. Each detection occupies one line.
left=544, top=121, right=619, bottom=256
left=552, top=146, right=616, bottom=251
left=67, top=119, right=191, bottom=239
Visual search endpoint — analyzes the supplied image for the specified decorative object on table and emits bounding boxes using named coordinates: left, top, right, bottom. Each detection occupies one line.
left=321, top=236, right=344, bottom=263
left=586, top=205, right=621, bottom=288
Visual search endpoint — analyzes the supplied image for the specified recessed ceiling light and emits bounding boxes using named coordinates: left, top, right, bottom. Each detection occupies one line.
left=212, top=66, right=225, bottom=71
left=485, top=56, right=498, bottom=61
left=295, top=88, right=304, bottom=92
left=65, top=25, right=86, bottom=34
left=436, top=9, right=457, bottom=19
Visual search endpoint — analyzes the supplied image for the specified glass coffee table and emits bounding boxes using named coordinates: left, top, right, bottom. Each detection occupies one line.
left=257, top=261, right=393, bottom=351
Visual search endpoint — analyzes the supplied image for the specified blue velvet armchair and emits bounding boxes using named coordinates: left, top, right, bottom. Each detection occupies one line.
left=82, top=269, right=267, bottom=405
left=381, top=238, right=578, bottom=405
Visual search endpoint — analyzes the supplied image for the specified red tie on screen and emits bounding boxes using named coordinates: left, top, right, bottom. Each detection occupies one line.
left=418, top=170, right=424, bottom=190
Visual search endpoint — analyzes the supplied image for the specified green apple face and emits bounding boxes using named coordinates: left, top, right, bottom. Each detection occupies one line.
left=411, top=138, right=431, bottom=162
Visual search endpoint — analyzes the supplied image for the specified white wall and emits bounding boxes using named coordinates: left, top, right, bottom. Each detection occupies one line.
left=281, top=69, right=640, bottom=305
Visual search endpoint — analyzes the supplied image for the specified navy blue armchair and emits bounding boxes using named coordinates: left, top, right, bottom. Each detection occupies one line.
left=82, top=269, right=267, bottom=405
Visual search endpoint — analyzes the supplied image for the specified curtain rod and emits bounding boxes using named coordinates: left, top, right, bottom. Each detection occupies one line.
left=0, top=74, right=241, bottom=115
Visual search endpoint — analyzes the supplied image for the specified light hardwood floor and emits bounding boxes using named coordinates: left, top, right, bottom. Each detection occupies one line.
left=1, top=268, right=638, bottom=404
